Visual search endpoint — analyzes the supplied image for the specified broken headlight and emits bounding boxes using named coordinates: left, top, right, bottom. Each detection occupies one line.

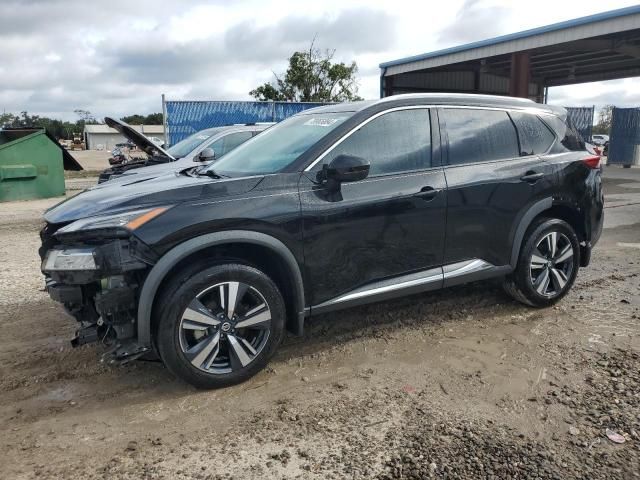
left=43, top=247, right=97, bottom=271
left=56, top=207, right=169, bottom=235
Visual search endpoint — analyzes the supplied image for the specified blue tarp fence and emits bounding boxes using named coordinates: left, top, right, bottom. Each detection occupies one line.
left=163, top=99, right=600, bottom=148
left=164, top=100, right=329, bottom=145
left=609, top=107, right=640, bottom=166
left=565, top=106, right=594, bottom=143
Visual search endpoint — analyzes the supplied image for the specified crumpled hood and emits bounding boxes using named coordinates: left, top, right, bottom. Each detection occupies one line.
left=44, top=172, right=264, bottom=224
left=109, top=157, right=205, bottom=183
left=105, top=117, right=174, bottom=160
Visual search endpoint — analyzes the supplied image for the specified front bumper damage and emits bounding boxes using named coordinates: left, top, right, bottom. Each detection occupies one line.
left=41, top=234, right=155, bottom=363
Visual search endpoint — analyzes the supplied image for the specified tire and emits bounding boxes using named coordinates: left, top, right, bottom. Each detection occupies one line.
left=503, top=217, right=580, bottom=308
left=156, top=263, right=285, bottom=389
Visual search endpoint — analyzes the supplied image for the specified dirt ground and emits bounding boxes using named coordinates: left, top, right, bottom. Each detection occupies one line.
left=0, top=167, right=639, bottom=479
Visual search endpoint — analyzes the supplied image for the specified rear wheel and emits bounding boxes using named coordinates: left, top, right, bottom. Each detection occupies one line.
left=156, top=263, right=285, bottom=389
left=503, top=217, right=580, bottom=307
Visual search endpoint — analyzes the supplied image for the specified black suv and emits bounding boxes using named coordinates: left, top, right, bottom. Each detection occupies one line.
left=40, top=94, right=604, bottom=388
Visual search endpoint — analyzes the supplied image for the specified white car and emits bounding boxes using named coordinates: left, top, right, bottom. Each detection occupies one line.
left=98, top=118, right=273, bottom=183
left=592, top=134, right=609, bottom=146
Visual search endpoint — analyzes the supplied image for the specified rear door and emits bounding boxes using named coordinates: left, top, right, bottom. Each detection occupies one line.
left=439, top=107, right=557, bottom=272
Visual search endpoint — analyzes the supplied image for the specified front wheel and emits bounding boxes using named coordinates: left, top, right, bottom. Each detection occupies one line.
left=156, top=263, right=285, bottom=389
left=503, top=217, right=580, bottom=307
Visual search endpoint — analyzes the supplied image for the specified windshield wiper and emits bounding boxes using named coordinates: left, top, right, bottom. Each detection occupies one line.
left=197, top=169, right=229, bottom=179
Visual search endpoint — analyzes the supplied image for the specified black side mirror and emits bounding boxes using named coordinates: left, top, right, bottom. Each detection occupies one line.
left=322, top=154, right=370, bottom=187
left=197, top=147, right=215, bottom=162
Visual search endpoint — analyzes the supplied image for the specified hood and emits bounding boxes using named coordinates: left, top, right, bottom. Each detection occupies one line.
left=44, top=172, right=264, bottom=224
left=111, top=157, right=202, bottom=182
left=104, top=117, right=175, bottom=160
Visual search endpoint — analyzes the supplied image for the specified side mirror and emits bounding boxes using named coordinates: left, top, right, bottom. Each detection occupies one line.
left=196, top=147, right=215, bottom=162
left=324, top=154, right=370, bottom=185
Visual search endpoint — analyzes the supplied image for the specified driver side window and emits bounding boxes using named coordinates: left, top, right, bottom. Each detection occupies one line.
left=319, top=108, right=431, bottom=176
left=207, top=137, right=225, bottom=159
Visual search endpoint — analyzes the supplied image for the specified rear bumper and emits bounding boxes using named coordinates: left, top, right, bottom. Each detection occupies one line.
left=584, top=168, right=604, bottom=251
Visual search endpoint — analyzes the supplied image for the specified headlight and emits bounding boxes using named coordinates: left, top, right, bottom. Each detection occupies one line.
left=43, top=247, right=97, bottom=271
left=56, top=207, right=169, bottom=235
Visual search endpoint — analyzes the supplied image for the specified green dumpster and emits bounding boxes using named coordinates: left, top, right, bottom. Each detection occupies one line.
left=0, top=128, right=71, bottom=202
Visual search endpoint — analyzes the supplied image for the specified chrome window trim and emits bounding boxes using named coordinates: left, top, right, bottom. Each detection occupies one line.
left=304, top=104, right=556, bottom=172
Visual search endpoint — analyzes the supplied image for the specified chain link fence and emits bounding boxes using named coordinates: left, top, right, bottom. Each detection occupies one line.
left=163, top=100, right=329, bottom=145
left=609, top=107, right=640, bottom=166
left=564, top=106, right=594, bottom=143
left=163, top=99, right=605, bottom=153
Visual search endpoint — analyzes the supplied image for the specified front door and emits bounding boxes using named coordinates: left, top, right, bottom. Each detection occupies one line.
left=299, top=108, right=447, bottom=307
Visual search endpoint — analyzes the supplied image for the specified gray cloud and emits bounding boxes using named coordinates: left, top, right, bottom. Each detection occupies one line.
left=0, top=2, right=395, bottom=120
left=225, top=9, right=395, bottom=62
left=548, top=81, right=640, bottom=110
left=437, top=0, right=510, bottom=47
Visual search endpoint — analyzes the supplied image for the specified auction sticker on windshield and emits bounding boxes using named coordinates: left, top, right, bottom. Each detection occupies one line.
left=304, top=118, right=341, bottom=127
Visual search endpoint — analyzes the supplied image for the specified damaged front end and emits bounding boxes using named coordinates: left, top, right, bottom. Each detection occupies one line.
left=40, top=207, right=167, bottom=363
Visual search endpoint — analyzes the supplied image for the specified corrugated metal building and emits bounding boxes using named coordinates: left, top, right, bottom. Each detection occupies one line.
left=83, top=124, right=165, bottom=150
left=379, top=6, right=640, bottom=102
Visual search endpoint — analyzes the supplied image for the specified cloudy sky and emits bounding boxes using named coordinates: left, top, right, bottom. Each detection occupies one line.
left=1, top=0, right=639, bottom=121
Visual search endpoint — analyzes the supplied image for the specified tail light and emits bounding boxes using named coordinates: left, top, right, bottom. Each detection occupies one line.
left=582, top=156, right=601, bottom=169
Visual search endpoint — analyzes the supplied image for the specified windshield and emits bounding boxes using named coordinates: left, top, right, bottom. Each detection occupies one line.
left=206, top=112, right=352, bottom=176
left=167, top=128, right=224, bottom=158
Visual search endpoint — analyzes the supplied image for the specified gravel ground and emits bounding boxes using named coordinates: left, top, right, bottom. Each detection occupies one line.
left=0, top=167, right=638, bottom=479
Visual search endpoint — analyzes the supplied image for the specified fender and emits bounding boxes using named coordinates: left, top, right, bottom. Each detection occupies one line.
left=509, top=197, right=553, bottom=268
left=136, top=230, right=306, bottom=347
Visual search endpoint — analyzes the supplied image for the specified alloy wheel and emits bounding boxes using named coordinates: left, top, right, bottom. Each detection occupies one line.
left=529, top=231, right=575, bottom=297
left=178, top=281, right=272, bottom=374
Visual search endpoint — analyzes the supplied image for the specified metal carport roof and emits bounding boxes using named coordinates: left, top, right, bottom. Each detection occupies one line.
left=379, top=5, right=640, bottom=100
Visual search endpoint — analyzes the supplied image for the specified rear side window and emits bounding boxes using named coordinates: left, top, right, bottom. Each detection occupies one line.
left=321, top=108, right=431, bottom=176
left=509, top=112, right=555, bottom=155
left=442, top=109, right=519, bottom=165
left=545, top=115, right=586, bottom=152
left=208, top=131, right=253, bottom=158
left=222, top=131, right=253, bottom=155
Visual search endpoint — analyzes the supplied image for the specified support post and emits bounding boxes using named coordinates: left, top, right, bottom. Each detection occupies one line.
left=161, top=93, right=169, bottom=146
left=509, top=52, right=531, bottom=98
left=383, top=74, right=394, bottom=98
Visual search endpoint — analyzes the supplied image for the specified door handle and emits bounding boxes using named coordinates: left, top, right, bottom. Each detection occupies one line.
left=415, top=186, right=440, bottom=200
left=520, top=171, right=544, bottom=183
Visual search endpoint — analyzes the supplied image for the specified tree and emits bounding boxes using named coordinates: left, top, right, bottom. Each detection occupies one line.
left=144, top=113, right=163, bottom=124
left=120, top=113, right=163, bottom=125
left=593, top=105, right=613, bottom=135
left=0, top=112, right=17, bottom=127
left=250, top=41, right=363, bottom=102
left=74, top=109, right=96, bottom=123
left=0, top=110, right=101, bottom=139
left=120, top=114, right=146, bottom=125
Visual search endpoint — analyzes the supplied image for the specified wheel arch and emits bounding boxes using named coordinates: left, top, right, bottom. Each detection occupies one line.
left=510, top=198, right=553, bottom=268
left=137, top=231, right=305, bottom=347
left=510, top=197, right=587, bottom=268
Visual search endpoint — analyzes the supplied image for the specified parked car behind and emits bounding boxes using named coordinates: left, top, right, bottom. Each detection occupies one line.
left=40, top=93, right=603, bottom=389
left=591, top=134, right=609, bottom=146
left=99, top=119, right=272, bottom=183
